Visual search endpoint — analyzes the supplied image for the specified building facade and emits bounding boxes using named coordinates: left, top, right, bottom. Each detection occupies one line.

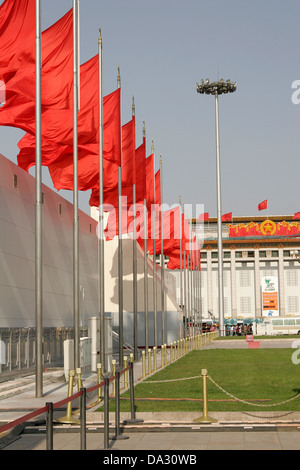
left=170, top=215, right=300, bottom=326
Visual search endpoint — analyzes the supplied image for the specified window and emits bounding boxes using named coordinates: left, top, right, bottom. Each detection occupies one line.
left=240, top=271, right=251, bottom=288
left=284, top=319, right=295, bottom=325
left=224, top=251, right=231, bottom=258
left=200, top=252, right=207, bottom=259
left=240, top=296, right=252, bottom=314
left=272, top=250, right=278, bottom=257
left=287, top=270, right=298, bottom=287
left=248, top=251, right=254, bottom=258
left=212, top=252, right=218, bottom=259
left=288, top=296, right=299, bottom=314
left=13, top=174, right=18, bottom=188
left=235, top=251, right=242, bottom=258
left=59, top=203, right=62, bottom=215
left=259, top=251, right=266, bottom=258
left=283, top=250, right=290, bottom=257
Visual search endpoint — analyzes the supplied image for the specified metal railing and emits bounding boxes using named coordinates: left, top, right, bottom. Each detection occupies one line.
left=0, top=327, right=87, bottom=376
left=0, top=357, right=139, bottom=450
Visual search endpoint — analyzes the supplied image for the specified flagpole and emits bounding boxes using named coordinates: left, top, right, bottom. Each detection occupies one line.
left=35, top=0, right=43, bottom=398
left=160, top=155, right=165, bottom=345
left=183, top=249, right=187, bottom=339
left=132, top=98, right=138, bottom=360
left=117, top=68, right=123, bottom=366
left=179, top=196, right=183, bottom=338
left=98, top=28, right=105, bottom=372
left=152, top=141, right=157, bottom=349
left=73, top=0, right=80, bottom=370
left=143, top=123, right=149, bottom=356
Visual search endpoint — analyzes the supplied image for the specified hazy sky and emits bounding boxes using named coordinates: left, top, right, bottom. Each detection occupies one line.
left=0, top=0, right=299, bottom=218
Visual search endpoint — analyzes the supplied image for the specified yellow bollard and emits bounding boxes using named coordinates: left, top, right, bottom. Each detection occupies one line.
left=193, top=369, right=217, bottom=424
left=161, top=345, right=164, bottom=367
left=164, top=344, right=167, bottom=364
left=123, top=356, right=128, bottom=390
left=148, top=348, right=152, bottom=375
left=89, top=363, right=103, bottom=407
left=170, top=342, right=173, bottom=362
left=73, top=367, right=83, bottom=415
left=57, top=370, right=80, bottom=424
left=142, top=350, right=146, bottom=378
left=112, top=359, right=116, bottom=396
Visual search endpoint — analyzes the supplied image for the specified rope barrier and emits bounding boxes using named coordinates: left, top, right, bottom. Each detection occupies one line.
left=141, top=371, right=300, bottom=409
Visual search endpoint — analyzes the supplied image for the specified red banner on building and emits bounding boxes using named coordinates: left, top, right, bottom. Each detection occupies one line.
left=228, top=220, right=300, bottom=237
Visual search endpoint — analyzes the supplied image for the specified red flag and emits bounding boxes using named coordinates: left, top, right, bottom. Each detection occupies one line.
left=0, top=0, right=35, bottom=73
left=135, top=141, right=146, bottom=205
left=198, top=212, right=209, bottom=221
left=102, top=118, right=136, bottom=238
left=222, top=212, right=232, bottom=222
left=121, top=117, right=136, bottom=205
left=145, top=154, right=155, bottom=210
left=292, top=212, right=300, bottom=220
left=0, top=8, right=73, bottom=133
left=155, top=170, right=161, bottom=207
left=258, top=200, right=267, bottom=211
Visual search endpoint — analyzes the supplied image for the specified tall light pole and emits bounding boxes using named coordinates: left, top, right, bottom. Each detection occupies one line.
left=196, top=78, right=237, bottom=336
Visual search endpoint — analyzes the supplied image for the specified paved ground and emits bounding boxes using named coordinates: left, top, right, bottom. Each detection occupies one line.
left=1, top=338, right=300, bottom=454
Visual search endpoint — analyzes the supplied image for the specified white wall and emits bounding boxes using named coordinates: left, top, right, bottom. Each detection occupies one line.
left=0, top=153, right=99, bottom=328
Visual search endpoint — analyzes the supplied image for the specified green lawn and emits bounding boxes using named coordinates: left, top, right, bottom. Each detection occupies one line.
left=102, top=349, right=300, bottom=413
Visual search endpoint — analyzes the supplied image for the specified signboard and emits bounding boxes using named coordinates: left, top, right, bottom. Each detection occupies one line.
left=261, top=276, right=279, bottom=317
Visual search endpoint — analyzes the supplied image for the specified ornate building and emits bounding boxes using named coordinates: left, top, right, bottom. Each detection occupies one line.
left=194, top=215, right=300, bottom=323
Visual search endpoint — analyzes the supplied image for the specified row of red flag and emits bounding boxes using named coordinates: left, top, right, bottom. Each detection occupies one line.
left=0, top=0, right=201, bottom=271
left=198, top=202, right=300, bottom=221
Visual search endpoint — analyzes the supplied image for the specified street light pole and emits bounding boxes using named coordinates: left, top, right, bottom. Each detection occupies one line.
left=196, top=79, right=237, bottom=336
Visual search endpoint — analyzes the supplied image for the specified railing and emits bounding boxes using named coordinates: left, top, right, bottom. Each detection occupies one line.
left=0, top=327, right=87, bottom=375
left=0, top=358, right=139, bottom=450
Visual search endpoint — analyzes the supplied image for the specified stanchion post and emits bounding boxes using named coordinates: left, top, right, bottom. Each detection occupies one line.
left=112, top=359, right=116, bottom=396
left=123, top=357, right=143, bottom=425
left=104, top=376, right=110, bottom=449
left=46, top=402, right=53, bottom=451
left=148, top=348, right=152, bottom=375
left=80, top=388, right=86, bottom=450
left=56, top=369, right=80, bottom=424
left=142, top=350, right=146, bottom=378
left=193, top=369, right=217, bottom=424
left=112, top=369, right=129, bottom=441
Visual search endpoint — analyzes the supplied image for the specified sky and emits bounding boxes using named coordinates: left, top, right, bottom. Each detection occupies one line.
left=0, top=0, right=299, bottom=219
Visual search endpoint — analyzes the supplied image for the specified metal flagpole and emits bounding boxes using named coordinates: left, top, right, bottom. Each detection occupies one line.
left=73, top=0, right=80, bottom=370
left=117, top=68, right=123, bottom=366
left=98, top=28, right=105, bottom=372
left=183, top=250, right=187, bottom=339
left=35, top=0, right=43, bottom=398
left=152, top=141, right=157, bottom=349
left=160, top=155, right=165, bottom=345
left=144, top=197, right=149, bottom=355
left=143, top=122, right=149, bottom=356
left=179, top=196, right=183, bottom=337
left=132, top=98, right=138, bottom=360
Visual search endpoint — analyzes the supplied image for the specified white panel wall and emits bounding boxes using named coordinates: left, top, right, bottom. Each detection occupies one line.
left=0, top=153, right=99, bottom=328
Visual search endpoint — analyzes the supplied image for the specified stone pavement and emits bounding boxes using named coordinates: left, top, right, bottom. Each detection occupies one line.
left=0, top=338, right=300, bottom=453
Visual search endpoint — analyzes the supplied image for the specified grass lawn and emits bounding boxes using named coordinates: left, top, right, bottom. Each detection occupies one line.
left=101, top=348, right=300, bottom=413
